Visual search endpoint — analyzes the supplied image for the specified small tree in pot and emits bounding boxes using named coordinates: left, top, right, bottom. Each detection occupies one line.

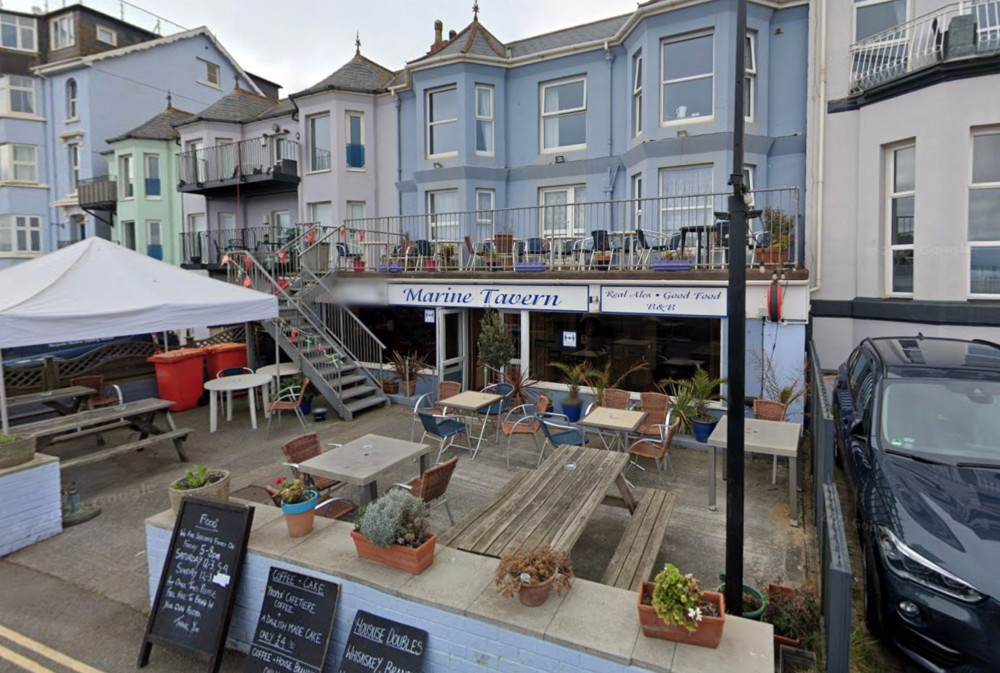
left=477, top=310, right=517, bottom=382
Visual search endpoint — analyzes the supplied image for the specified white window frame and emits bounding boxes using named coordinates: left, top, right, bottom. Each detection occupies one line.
left=969, top=129, right=1000, bottom=297
left=119, top=154, right=134, bottom=199
left=121, top=220, right=136, bottom=251
left=1, top=13, right=37, bottom=52
left=271, top=210, right=291, bottom=230
left=540, top=76, right=587, bottom=153
left=427, top=189, right=460, bottom=241
left=187, top=213, right=207, bottom=234
left=1, top=143, right=38, bottom=183
left=539, top=184, right=587, bottom=237
left=4, top=75, right=36, bottom=115
left=631, top=173, right=643, bottom=230
left=144, top=153, right=161, bottom=199
left=218, top=213, right=236, bottom=231
left=633, top=52, right=643, bottom=137
left=660, top=31, right=715, bottom=126
left=345, top=111, right=365, bottom=170
left=347, top=201, right=366, bottom=223
left=886, top=143, right=915, bottom=296
left=307, top=114, right=331, bottom=172
left=68, top=143, right=80, bottom=193
left=475, top=188, right=496, bottom=240
left=426, top=86, right=458, bottom=159
left=744, top=33, right=756, bottom=122
left=853, top=0, right=909, bottom=43
left=50, top=15, right=75, bottom=50
left=658, top=164, right=714, bottom=234
left=95, top=24, right=117, bottom=46
left=0, top=215, right=42, bottom=254
left=199, top=59, right=221, bottom=88
left=475, top=85, right=495, bottom=156
left=66, top=78, right=78, bottom=120
left=147, top=220, right=162, bottom=246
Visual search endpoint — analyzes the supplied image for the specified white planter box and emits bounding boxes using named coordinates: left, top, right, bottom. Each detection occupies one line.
left=0, top=453, right=62, bottom=556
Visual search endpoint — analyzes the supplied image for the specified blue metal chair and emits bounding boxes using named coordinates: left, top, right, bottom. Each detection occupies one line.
left=535, top=412, right=587, bottom=465
left=477, top=382, right=514, bottom=446
left=418, top=410, right=469, bottom=463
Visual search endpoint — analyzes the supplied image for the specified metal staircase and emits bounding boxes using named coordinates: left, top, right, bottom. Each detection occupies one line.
left=225, top=226, right=389, bottom=421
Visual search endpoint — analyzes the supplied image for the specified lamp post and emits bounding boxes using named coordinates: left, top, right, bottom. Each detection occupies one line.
left=725, top=0, right=749, bottom=616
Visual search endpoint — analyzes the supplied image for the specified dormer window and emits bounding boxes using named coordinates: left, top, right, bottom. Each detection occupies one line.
left=50, top=15, right=75, bottom=50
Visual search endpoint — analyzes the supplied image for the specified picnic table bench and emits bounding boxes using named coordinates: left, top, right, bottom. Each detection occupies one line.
left=6, top=386, right=95, bottom=422
left=601, top=489, right=677, bottom=590
left=15, top=398, right=193, bottom=470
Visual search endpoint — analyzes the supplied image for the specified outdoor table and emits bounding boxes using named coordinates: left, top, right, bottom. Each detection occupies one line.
left=578, top=406, right=647, bottom=452
left=203, top=372, right=272, bottom=433
left=254, top=363, right=301, bottom=396
left=6, top=385, right=96, bottom=419
left=707, top=416, right=802, bottom=526
left=437, top=390, right=504, bottom=454
left=296, top=433, right=431, bottom=504
left=439, top=445, right=637, bottom=557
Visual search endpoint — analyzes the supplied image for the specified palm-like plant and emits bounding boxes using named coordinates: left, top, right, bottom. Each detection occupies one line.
left=584, top=359, right=649, bottom=406
left=550, top=361, right=598, bottom=402
left=660, top=368, right=728, bottom=432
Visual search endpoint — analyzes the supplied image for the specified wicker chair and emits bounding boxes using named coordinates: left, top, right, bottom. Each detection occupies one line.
left=628, top=417, right=680, bottom=488
left=500, top=393, right=549, bottom=469
left=754, top=399, right=788, bottom=484
left=635, top=392, right=670, bottom=437
left=392, top=456, right=459, bottom=525
left=69, top=375, right=122, bottom=408
left=603, top=388, right=632, bottom=410
left=430, top=380, right=462, bottom=415
left=280, top=432, right=342, bottom=495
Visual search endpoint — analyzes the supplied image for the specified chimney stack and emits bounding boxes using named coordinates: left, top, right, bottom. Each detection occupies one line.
left=432, top=19, right=443, bottom=51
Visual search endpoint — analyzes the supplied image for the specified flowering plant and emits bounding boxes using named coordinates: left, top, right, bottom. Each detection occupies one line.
left=651, top=563, right=705, bottom=632
left=273, top=477, right=312, bottom=505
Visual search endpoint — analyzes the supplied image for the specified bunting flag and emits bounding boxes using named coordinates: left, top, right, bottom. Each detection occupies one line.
left=277, top=250, right=288, bottom=263
left=317, top=343, right=325, bottom=354
left=220, top=254, right=232, bottom=266
left=265, top=254, right=275, bottom=265
left=290, top=328, right=298, bottom=343
left=242, top=275, right=253, bottom=288
left=277, top=279, right=290, bottom=292
left=305, top=228, right=316, bottom=244
left=359, top=230, right=365, bottom=242
left=338, top=226, right=345, bottom=235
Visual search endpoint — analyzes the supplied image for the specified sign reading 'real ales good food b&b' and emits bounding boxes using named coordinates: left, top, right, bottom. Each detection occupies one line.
left=600, top=286, right=728, bottom=317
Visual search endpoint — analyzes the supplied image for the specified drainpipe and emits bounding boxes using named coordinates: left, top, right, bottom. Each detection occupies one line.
left=36, top=71, right=60, bottom=247
left=395, top=93, right=403, bottom=221
left=811, top=0, right=828, bottom=293
left=604, top=41, right=615, bottom=198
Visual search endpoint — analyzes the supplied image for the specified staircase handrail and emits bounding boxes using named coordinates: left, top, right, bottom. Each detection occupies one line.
left=299, top=265, right=386, bottom=350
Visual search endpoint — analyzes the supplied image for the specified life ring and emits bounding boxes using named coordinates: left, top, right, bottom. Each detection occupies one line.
left=767, top=278, right=783, bottom=322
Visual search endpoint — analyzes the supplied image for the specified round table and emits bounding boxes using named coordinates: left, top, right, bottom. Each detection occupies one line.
left=203, top=373, right=272, bottom=433
left=254, top=363, right=302, bottom=397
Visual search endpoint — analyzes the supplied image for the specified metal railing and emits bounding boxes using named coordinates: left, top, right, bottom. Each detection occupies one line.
left=850, top=0, right=1000, bottom=92
left=309, top=148, right=332, bottom=172
left=179, top=225, right=302, bottom=265
left=77, top=175, right=117, bottom=208
left=177, top=137, right=300, bottom=186
left=38, top=0, right=186, bottom=36
left=337, top=187, right=801, bottom=273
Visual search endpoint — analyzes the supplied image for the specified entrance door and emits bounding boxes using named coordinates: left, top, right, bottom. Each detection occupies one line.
left=437, top=308, right=468, bottom=389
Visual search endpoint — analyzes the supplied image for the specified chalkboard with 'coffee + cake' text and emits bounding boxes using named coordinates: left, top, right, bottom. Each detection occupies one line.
left=339, top=610, right=427, bottom=673
left=243, top=566, right=340, bottom=673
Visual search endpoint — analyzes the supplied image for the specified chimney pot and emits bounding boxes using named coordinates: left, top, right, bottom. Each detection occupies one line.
left=449, top=30, right=457, bottom=40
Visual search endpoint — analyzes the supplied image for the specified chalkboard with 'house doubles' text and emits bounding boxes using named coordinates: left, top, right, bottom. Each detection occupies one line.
left=338, top=610, right=427, bottom=673
left=243, top=567, right=340, bottom=673
left=139, top=497, right=254, bottom=673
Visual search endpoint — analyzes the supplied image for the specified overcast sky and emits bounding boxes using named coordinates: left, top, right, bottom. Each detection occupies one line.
left=9, top=0, right=640, bottom=94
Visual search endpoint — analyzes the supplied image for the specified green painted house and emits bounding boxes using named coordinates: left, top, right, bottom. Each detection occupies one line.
left=103, top=105, right=190, bottom=265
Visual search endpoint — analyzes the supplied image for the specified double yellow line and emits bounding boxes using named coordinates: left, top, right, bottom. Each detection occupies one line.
left=0, top=624, right=106, bottom=673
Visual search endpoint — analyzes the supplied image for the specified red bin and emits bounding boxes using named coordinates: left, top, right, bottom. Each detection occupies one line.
left=147, top=347, right=208, bottom=411
left=204, top=342, right=248, bottom=378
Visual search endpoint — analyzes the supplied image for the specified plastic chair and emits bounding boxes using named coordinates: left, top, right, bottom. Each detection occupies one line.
left=392, top=456, right=459, bottom=525
left=418, top=410, right=469, bottom=463
left=627, top=417, right=680, bottom=488
left=279, top=431, right=344, bottom=495
left=754, top=399, right=788, bottom=484
left=535, top=412, right=587, bottom=465
left=500, top=393, right=550, bottom=469
left=265, top=379, right=310, bottom=438
left=69, top=375, right=123, bottom=409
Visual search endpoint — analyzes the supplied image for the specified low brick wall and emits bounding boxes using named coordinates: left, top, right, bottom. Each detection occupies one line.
left=146, top=503, right=773, bottom=673
left=0, top=453, right=62, bottom=556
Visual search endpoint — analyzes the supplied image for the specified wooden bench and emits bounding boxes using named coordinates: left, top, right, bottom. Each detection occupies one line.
left=601, top=489, right=677, bottom=591
left=60, top=428, right=194, bottom=470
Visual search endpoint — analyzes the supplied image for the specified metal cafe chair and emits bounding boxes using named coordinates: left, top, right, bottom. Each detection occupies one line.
left=535, top=412, right=588, bottom=466
left=500, top=393, right=550, bottom=469
left=418, top=410, right=469, bottom=463
left=627, top=417, right=680, bottom=488
left=391, top=456, right=459, bottom=525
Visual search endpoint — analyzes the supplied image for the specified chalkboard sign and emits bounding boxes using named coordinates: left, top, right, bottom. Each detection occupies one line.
left=338, top=610, right=427, bottom=673
left=243, top=567, right=340, bottom=673
left=139, top=497, right=254, bottom=673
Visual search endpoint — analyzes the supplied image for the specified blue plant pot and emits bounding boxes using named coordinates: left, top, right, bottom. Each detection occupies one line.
left=692, top=418, right=718, bottom=443
left=562, top=399, right=583, bottom=423
left=280, top=490, right=318, bottom=515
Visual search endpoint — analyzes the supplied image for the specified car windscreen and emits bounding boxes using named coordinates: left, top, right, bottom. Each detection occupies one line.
left=881, top=379, right=1000, bottom=463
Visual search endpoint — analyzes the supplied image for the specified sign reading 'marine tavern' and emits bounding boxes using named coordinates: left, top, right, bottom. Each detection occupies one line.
left=387, top=283, right=589, bottom=312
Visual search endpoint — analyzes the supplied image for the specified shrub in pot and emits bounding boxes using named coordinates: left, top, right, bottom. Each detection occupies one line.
left=638, top=562, right=726, bottom=648
left=494, top=546, right=573, bottom=607
left=0, top=433, right=36, bottom=470
left=763, top=583, right=820, bottom=651
left=273, top=476, right=318, bottom=537
left=167, top=465, right=230, bottom=514
left=551, top=361, right=597, bottom=422
left=351, top=489, right=436, bottom=574
left=388, top=350, right=427, bottom=397
left=662, top=368, right=727, bottom=442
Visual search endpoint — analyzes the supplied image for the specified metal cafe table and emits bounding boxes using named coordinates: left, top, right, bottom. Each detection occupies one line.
left=577, top=406, right=647, bottom=452
left=296, top=433, right=431, bottom=504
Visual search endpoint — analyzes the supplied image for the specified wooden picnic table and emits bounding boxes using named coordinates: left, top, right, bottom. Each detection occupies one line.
left=7, top=386, right=96, bottom=420
left=439, top=445, right=636, bottom=558
left=14, top=398, right=193, bottom=470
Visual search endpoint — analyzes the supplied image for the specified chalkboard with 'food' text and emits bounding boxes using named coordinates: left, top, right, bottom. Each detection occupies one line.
left=138, top=497, right=254, bottom=673
left=243, top=566, right=340, bottom=673
left=338, top=610, right=427, bottom=673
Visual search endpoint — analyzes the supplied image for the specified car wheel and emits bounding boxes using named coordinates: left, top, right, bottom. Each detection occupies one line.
left=863, top=541, right=883, bottom=637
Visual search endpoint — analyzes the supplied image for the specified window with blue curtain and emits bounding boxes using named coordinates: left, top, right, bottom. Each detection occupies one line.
left=346, top=112, right=365, bottom=168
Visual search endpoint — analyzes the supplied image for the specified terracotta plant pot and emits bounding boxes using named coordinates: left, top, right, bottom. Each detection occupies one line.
left=518, top=573, right=556, bottom=607
left=167, top=470, right=230, bottom=514
left=0, top=435, right=36, bottom=470
left=281, top=490, right=318, bottom=537
left=767, top=583, right=802, bottom=649
left=350, top=529, right=437, bottom=574
left=638, top=584, right=726, bottom=649
left=381, top=380, right=400, bottom=394
left=400, top=380, right=417, bottom=397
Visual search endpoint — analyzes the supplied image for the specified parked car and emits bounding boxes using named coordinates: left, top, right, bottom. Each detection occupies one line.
left=833, top=336, right=1000, bottom=673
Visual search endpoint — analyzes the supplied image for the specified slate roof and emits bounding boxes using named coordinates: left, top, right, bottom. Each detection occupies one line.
left=106, top=107, right=192, bottom=143
left=255, top=98, right=295, bottom=121
left=507, top=14, right=630, bottom=58
left=175, top=86, right=280, bottom=126
left=422, top=20, right=507, bottom=60
left=294, top=53, right=396, bottom=97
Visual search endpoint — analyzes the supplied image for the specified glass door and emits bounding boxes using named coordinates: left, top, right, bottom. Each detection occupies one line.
left=437, top=308, right=468, bottom=389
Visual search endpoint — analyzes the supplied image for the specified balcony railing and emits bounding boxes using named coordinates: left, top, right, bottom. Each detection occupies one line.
left=78, top=175, right=117, bottom=209
left=850, top=0, right=1000, bottom=92
left=335, top=187, right=801, bottom=274
left=177, top=137, right=300, bottom=187
left=180, top=224, right=315, bottom=265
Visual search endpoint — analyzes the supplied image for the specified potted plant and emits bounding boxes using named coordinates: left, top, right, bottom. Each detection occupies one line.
left=494, top=545, right=573, bottom=607
left=756, top=207, right=794, bottom=268
left=652, top=250, right=692, bottom=272
left=763, top=583, right=820, bottom=651
left=638, top=563, right=726, bottom=648
left=351, top=489, right=436, bottom=574
left=477, top=310, right=517, bottom=381
left=663, top=368, right=728, bottom=442
left=167, top=465, right=231, bottom=514
left=381, top=377, right=400, bottom=395
left=0, top=432, right=35, bottom=470
left=584, top=360, right=649, bottom=406
left=440, top=244, right=456, bottom=269
left=353, top=259, right=365, bottom=273
left=388, top=350, right=426, bottom=397
left=273, top=476, right=318, bottom=537
left=714, top=574, right=767, bottom=620
left=550, top=361, right=597, bottom=422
